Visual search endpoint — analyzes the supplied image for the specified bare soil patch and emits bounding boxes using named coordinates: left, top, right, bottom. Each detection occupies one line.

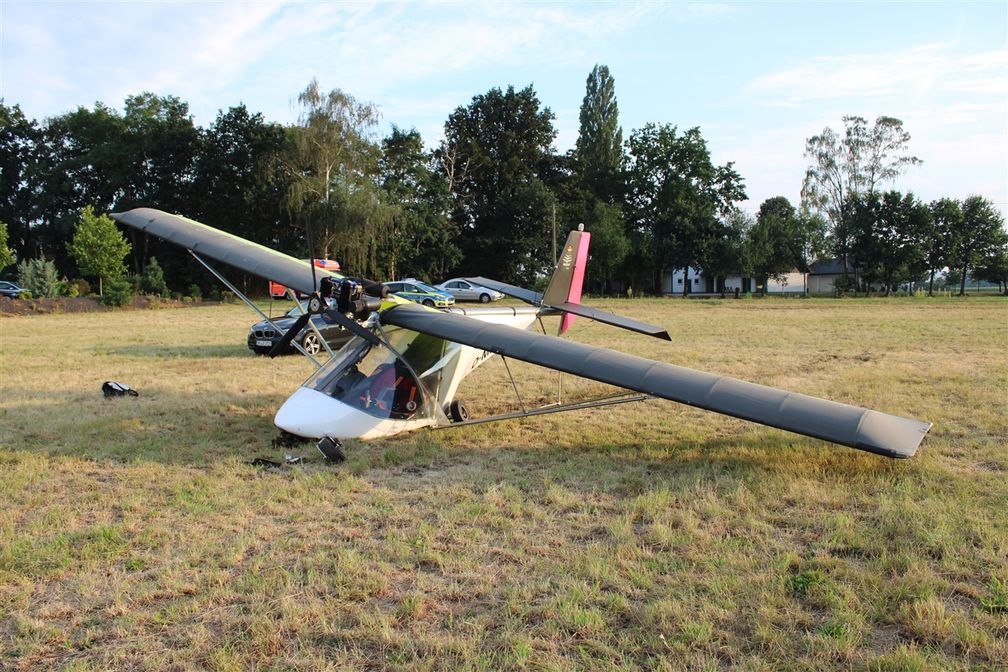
left=0, top=295, right=200, bottom=316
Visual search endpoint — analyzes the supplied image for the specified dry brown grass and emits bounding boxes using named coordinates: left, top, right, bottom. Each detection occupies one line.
left=1, top=296, right=1006, bottom=671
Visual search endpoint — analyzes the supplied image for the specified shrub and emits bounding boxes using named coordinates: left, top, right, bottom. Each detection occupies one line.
left=17, top=257, right=60, bottom=298
left=71, top=278, right=91, bottom=296
left=101, top=278, right=133, bottom=307
left=833, top=275, right=857, bottom=296
left=141, top=258, right=168, bottom=297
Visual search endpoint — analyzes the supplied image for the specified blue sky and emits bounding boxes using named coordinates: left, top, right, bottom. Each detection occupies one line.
left=2, top=1, right=1006, bottom=217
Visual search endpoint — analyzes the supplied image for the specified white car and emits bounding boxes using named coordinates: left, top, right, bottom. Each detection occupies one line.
left=436, top=278, right=504, bottom=303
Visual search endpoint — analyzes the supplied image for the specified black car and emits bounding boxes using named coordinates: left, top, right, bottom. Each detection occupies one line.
left=247, top=303, right=353, bottom=356
left=0, top=281, right=26, bottom=298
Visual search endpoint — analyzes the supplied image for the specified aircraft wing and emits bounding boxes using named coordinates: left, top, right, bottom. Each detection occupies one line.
left=111, top=208, right=335, bottom=295
left=381, top=303, right=930, bottom=458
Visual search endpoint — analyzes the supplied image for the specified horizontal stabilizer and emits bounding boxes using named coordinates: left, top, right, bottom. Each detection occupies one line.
left=111, top=208, right=338, bottom=295
left=552, top=302, right=671, bottom=341
left=381, top=303, right=930, bottom=458
left=463, top=277, right=542, bottom=304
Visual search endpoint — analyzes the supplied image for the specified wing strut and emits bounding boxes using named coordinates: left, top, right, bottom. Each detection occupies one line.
left=441, top=392, right=651, bottom=428
left=188, top=251, right=323, bottom=368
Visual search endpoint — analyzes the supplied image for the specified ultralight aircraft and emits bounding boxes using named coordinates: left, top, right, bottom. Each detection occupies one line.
left=111, top=208, right=931, bottom=461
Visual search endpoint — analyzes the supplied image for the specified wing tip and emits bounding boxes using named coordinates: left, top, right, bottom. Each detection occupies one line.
left=856, top=419, right=931, bottom=459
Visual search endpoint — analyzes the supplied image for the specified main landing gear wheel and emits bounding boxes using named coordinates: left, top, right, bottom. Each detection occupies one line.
left=479, top=293, right=490, bottom=303
left=302, top=331, right=321, bottom=355
left=449, top=400, right=469, bottom=423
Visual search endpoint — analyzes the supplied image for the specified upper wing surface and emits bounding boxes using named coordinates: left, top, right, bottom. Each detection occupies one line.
left=111, top=208, right=336, bottom=295
left=381, top=303, right=930, bottom=458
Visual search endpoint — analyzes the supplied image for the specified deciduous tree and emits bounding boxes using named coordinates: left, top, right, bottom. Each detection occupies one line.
left=67, top=206, right=130, bottom=295
left=973, top=237, right=1008, bottom=294
left=286, top=79, right=389, bottom=277
left=0, top=103, right=42, bottom=261
left=801, top=116, right=921, bottom=273
left=626, top=123, right=745, bottom=294
left=379, top=127, right=459, bottom=282
left=950, top=196, right=1005, bottom=296
left=925, top=198, right=962, bottom=296
left=441, top=85, right=557, bottom=284
left=746, top=196, right=799, bottom=291
left=850, top=191, right=930, bottom=295
left=0, top=221, right=15, bottom=270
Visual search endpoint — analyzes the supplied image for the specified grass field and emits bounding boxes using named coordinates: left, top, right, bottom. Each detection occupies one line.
left=1, top=296, right=1006, bottom=671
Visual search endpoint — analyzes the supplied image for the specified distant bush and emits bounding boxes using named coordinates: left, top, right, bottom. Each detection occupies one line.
left=101, top=278, right=133, bottom=307
left=141, top=258, right=168, bottom=297
left=71, top=278, right=91, bottom=296
left=17, top=257, right=59, bottom=298
left=187, top=284, right=202, bottom=301
left=833, top=275, right=857, bottom=296
left=17, top=290, right=32, bottom=300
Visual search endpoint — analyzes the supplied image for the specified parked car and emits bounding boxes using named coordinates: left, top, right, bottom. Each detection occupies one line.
left=384, top=279, right=455, bottom=308
left=247, top=302, right=353, bottom=356
left=435, top=278, right=504, bottom=303
left=0, top=281, right=26, bottom=299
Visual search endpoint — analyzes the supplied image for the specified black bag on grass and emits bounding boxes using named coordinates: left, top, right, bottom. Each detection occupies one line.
left=102, top=381, right=139, bottom=398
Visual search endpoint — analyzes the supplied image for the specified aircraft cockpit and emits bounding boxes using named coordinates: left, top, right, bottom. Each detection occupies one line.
left=303, top=327, right=456, bottom=423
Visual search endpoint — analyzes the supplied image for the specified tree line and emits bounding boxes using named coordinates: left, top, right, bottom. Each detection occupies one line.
left=1, top=67, right=1005, bottom=299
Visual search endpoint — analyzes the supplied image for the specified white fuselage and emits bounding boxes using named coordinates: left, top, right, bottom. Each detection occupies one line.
left=273, top=306, right=540, bottom=440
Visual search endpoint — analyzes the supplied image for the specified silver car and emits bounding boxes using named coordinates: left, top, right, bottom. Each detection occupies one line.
left=436, top=278, right=504, bottom=303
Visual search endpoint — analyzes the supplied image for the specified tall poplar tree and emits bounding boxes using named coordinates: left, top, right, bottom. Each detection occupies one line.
left=576, top=65, right=623, bottom=204
left=571, top=65, right=629, bottom=293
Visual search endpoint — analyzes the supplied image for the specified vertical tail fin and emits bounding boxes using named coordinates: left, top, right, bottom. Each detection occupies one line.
left=542, top=229, right=591, bottom=334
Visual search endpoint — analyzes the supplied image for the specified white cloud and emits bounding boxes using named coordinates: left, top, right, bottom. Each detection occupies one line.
left=746, top=43, right=1008, bottom=107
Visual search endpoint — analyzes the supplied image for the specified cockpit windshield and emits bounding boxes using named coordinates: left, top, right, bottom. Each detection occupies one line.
left=303, top=326, right=452, bottom=422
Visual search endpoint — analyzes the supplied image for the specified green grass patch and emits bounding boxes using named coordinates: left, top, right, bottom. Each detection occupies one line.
left=0, top=297, right=1006, bottom=670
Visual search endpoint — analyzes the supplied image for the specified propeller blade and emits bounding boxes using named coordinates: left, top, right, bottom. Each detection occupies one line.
left=269, top=312, right=312, bottom=358
left=305, top=219, right=318, bottom=293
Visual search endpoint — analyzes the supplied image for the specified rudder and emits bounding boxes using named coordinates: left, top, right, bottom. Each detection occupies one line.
left=542, top=229, right=591, bottom=334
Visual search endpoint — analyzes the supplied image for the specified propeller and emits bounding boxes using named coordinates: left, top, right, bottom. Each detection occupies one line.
left=269, top=217, right=391, bottom=358
left=268, top=299, right=318, bottom=357
left=269, top=218, right=324, bottom=358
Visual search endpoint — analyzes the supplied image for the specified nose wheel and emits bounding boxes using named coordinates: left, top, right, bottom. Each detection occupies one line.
left=316, top=435, right=346, bottom=462
left=448, top=400, right=469, bottom=423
